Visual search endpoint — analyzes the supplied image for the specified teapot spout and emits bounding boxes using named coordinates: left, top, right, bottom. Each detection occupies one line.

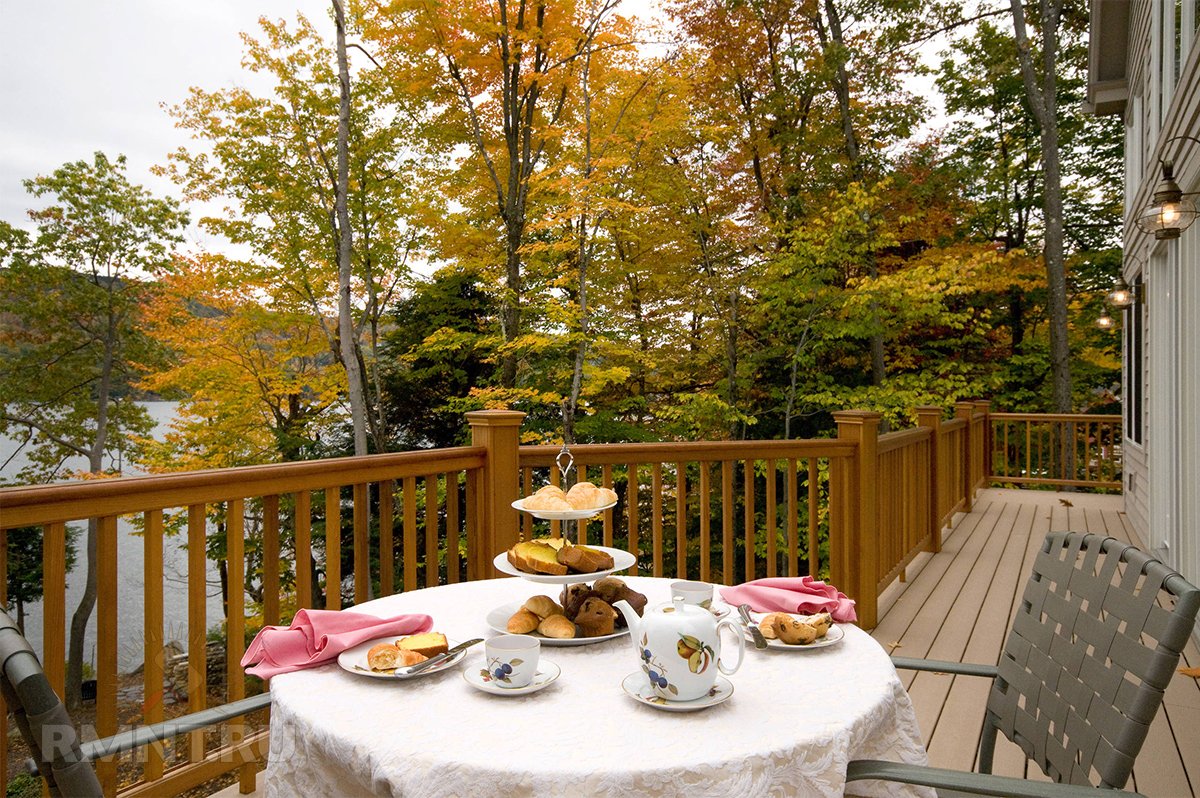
left=613, top=599, right=641, bottom=635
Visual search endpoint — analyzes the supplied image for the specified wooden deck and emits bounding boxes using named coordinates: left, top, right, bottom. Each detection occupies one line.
left=872, top=488, right=1200, bottom=798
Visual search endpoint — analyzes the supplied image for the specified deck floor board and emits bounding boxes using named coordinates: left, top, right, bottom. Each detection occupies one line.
left=873, top=488, right=1198, bottom=798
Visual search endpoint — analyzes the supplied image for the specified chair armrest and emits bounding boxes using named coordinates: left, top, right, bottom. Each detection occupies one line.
left=26, top=693, right=271, bottom=775
left=846, top=760, right=1143, bottom=798
left=891, top=656, right=998, bottom=679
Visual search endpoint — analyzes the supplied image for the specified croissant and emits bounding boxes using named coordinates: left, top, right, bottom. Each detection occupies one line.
left=522, top=493, right=574, bottom=511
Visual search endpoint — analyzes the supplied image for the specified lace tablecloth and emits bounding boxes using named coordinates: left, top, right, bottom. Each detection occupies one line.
left=263, top=576, right=932, bottom=798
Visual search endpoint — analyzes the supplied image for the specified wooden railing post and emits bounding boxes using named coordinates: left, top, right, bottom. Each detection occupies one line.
left=467, top=410, right=525, bottom=578
left=914, top=406, right=943, bottom=553
left=973, top=400, right=991, bottom=492
left=832, top=410, right=881, bottom=629
left=955, top=402, right=975, bottom=512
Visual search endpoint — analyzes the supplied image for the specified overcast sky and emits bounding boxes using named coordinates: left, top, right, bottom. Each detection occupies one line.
left=0, top=1, right=331, bottom=243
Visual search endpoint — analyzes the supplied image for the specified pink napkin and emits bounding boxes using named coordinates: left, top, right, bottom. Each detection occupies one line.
left=720, top=577, right=857, bottom=623
left=241, top=608, right=433, bottom=678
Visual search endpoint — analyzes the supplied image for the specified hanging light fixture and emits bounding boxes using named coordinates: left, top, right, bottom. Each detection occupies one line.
left=1107, top=275, right=1134, bottom=309
left=1136, top=160, right=1198, bottom=238
left=1096, top=307, right=1115, bottom=330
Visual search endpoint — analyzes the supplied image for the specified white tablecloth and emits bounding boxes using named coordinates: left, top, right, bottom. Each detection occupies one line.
left=263, top=576, right=932, bottom=798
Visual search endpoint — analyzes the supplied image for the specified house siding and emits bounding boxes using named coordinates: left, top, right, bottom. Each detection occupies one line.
left=1117, top=0, right=1200, bottom=602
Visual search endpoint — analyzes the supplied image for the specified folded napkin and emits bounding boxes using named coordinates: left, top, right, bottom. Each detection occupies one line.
left=241, top=608, right=433, bottom=678
left=720, top=577, right=857, bottom=623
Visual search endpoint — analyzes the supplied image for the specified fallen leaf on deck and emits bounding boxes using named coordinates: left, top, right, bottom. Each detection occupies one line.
left=1058, top=498, right=1073, bottom=507
left=1179, top=666, right=1200, bottom=679
left=887, top=641, right=902, bottom=653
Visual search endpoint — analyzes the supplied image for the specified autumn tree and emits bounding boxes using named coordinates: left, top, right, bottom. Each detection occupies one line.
left=161, top=13, right=422, bottom=454
left=0, top=153, right=187, bottom=708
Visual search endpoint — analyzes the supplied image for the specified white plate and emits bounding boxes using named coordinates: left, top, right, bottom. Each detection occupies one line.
left=485, top=602, right=630, bottom=647
left=337, top=635, right=467, bottom=679
left=493, top=545, right=636, bottom=584
left=620, top=672, right=734, bottom=712
left=511, top=498, right=618, bottom=521
left=463, top=659, right=561, bottom=695
left=744, top=613, right=845, bottom=650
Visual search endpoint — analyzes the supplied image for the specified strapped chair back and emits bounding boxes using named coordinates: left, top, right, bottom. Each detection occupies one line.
left=980, top=531, right=1200, bottom=789
left=0, top=607, right=102, bottom=797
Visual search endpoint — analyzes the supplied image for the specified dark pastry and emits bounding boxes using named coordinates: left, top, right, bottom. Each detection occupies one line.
left=591, top=577, right=647, bottom=627
left=560, top=583, right=596, bottom=619
left=574, top=597, right=617, bottom=637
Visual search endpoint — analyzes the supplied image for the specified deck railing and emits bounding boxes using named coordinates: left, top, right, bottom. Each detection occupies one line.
left=0, top=401, right=1121, bottom=796
left=989, top=412, right=1122, bottom=490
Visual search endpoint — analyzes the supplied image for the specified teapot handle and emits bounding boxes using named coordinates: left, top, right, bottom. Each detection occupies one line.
left=714, top=617, right=746, bottom=676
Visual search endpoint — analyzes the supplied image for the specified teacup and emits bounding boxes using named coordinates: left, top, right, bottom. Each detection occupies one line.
left=484, top=634, right=540, bottom=688
left=670, top=580, right=713, bottom=609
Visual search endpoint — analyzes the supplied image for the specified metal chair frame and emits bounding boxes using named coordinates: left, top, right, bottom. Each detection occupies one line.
left=0, top=607, right=269, bottom=797
left=848, top=531, right=1200, bottom=797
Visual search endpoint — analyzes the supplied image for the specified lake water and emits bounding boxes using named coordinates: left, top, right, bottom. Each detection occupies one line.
left=1, top=402, right=225, bottom=672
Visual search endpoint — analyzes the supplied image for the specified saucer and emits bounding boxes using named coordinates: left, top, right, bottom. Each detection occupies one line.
left=620, top=672, right=734, bottom=712
left=463, top=659, right=561, bottom=695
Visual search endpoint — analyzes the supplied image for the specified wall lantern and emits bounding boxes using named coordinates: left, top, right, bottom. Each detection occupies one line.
left=1137, top=135, right=1200, bottom=239
left=1096, top=307, right=1115, bottom=330
left=1108, top=275, right=1134, bottom=309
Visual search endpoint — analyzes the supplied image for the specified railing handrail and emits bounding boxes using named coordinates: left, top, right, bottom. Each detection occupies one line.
left=0, top=446, right=487, bottom=529
left=989, top=412, right=1121, bottom=422
left=877, top=427, right=931, bottom=455
left=517, top=438, right=856, bottom=466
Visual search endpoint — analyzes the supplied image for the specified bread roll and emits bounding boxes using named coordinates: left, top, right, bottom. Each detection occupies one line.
left=523, top=493, right=574, bottom=511
left=523, top=595, right=564, bottom=619
left=396, top=649, right=427, bottom=666
left=535, top=484, right=567, bottom=498
left=537, top=613, right=576, bottom=639
left=507, top=608, right=540, bottom=633
left=565, top=482, right=600, bottom=509
left=397, top=632, right=449, bottom=658
left=367, top=643, right=400, bottom=671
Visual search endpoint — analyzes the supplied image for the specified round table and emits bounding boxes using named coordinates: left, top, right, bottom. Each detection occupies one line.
left=263, top=576, right=932, bottom=798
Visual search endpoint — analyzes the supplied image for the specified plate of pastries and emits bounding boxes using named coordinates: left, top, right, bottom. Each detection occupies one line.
left=511, top=481, right=618, bottom=520
left=485, top=577, right=648, bottom=646
left=747, top=611, right=843, bottom=649
left=337, top=631, right=462, bottom=678
left=495, top=536, right=635, bottom=583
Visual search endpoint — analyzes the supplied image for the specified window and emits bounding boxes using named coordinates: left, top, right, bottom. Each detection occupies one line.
left=1127, top=273, right=1145, bottom=445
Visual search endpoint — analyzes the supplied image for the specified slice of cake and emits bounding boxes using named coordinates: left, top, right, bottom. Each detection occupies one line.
left=507, top=540, right=569, bottom=575
left=557, top=544, right=614, bottom=573
left=397, top=632, right=448, bottom=659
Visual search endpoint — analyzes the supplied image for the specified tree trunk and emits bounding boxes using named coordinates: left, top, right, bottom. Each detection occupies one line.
left=333, top=0, right=369, bottom=456
left=1010, top=0, right=1072, bottom=414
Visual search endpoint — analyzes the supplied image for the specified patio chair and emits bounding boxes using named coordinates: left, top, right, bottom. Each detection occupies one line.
left=0, top=606, right=270, bottom=797
left=847, top=531, right=1200, bottom=797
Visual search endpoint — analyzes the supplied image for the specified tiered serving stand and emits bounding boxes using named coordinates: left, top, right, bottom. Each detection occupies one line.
left=488, top=444, right=637, bottom=646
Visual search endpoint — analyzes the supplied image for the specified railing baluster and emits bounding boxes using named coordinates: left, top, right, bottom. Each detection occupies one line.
left=1024, top=420, right=1032, bottom=477
left=627, top=463, right=640, bottom=575
left=521, top=468, right=533, bottom=541
left=43, top=521, right=66, bottom=699
left=446, top=475, right=459, bottom=584
left=601, top=464, right=614, bottom=547
left=263, top=495, right=280, bottom=625
left=786, top=458, right=798, bottom=577
left=675, top=462, right=687, bottom=579
left=143, top=509, right=165, bottom=783
left=187, top=503, right=207, bottom=762
left=325, top=488, right=341, bottom=610
left=353, top=483, right=369, bottom=604
left=699, top=462, right=711, bottom=582
left=651, top=463, right=663, bottom=577
left=97, top=514, right=118, bottom=796
left=295, top=491, right=312, bottom=609
left=380, top=481, right=395, bottom=595
left=425, top=474, right=438, bottom=587
left=807, top=459, right=819, bottom=577
left=404, top=477, right=417, bottom=591
left=744, top=459, right=755, bottom=583
left=765, top=459, right=777, bottom=577
left=226, top=498, right=253, bottom=793
left=465, top=468, right=481, bottom=580
left=722, top=461, right=734, bottom=585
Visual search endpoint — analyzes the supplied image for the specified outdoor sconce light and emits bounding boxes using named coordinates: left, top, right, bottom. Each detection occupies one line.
left=1108, top=275, right=1134, bottom=309
left=1096, top=307, right=1115, bottom=330
left=1137, top=135, right=1200, bottom=239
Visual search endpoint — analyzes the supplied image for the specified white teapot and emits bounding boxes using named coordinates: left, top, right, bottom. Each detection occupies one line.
left=614, top=596, right=744, bottom=701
